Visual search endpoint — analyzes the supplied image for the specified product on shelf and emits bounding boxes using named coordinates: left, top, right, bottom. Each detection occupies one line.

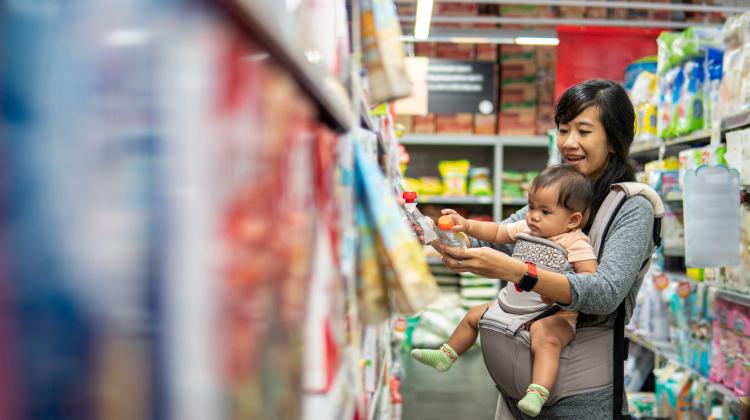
left=468, top=167, right=492, bottom=197
left=436, top=216, right=466, bottom=249
left=402, top=192, right=438, bottom=243
left=360, top=0, right=412, bottom=104
left=718, top=12, right=750, bottom=120
left=438, top=160, right=471, bottom=196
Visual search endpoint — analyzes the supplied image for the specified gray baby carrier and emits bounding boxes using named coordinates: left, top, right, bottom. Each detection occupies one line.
left=478, top=183, right=665, bottom=419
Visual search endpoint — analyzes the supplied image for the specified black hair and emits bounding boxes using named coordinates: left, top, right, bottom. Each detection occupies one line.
left=529, top=164, right=593, bottom=226
left=554, top=79, right=636, bottom=232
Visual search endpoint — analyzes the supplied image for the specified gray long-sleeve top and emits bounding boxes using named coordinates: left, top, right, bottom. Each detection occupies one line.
left=475, top=195, right=656, bottom=419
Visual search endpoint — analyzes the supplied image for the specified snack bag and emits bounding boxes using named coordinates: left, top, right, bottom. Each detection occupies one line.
left=468, top=167, right=492, bottom=196
left=438, top=160, right=470, bottom=196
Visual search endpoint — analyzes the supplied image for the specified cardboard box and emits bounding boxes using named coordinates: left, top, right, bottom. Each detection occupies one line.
left=558, top=6, right=585, bottom=19
left=501, top=81, right=538, bottom=104
left=585, top=7, right=608, bottom=19
left=394, top=114, right=414, bottom=133
left=499, top=105, right=537, bottom=135
left=536, top=104, right=555, bottom=134
left=436, top=43, right=476, bottom=60
left=500, top=45, right=536, bottom=58
left=476, top=44, right=498, bottom=61
left=436, top=113, right=474, bottom=134
left=413, top=114, right=436, bottom=133
left=437, top=3, right=478, bottom=15
left=501, top=58, right=538, bottom=79
left=536, top=47, right=557, bottom=68
left=474, top=114, right=497, bottom=135
left=415, top=43, right=437, bottom=58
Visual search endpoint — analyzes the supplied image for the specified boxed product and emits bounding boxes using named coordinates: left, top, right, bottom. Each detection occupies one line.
left=501, top=58, right=538, bottom=79
left=536, top=104, right=555, bottom=134
left=558, top=6, right=585, bottom=19
left=413, top=113, right=436, bottom=133
left=394, top=114, right=414, bottom=133
left=436, top=3, right=478, bottom=15
left=585, top=7, right=608, bottom=19
left=474, top=113, right=497, bottom=135
left=436, top=43, right=476, bottom=60
left=414, top=43, right=437, bottom=58
left=435, top=113, right=473, bottom=134
left=500, top=79, right=538, bottom=103
left=498, top=103, right=536, bottom=135
left=476, top=44, right=498, bottom=61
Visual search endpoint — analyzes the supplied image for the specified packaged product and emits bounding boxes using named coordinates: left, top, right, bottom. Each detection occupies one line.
left=438, top=160, right=471, bottom=196
left=658, top=31, right=680, bottom=75
left=360, top=0, right=413, bottom=103
left=676, top=58, right=706, bottom=136
left=627, top=392, right=656, bottom=418
left=419, top=177, right=443, bottom=196
left=468, top=167, right=492, bottom=196
left=436, top=215, right=466, bottom=249
left=631, top=71, right=659, bottom=143
left=704, top=48, right=724, bottom=125
left=659, top=67, right=681, bottom=139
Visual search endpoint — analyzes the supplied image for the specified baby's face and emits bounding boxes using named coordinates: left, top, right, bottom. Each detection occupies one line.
left=525, top=187, right=581, bottom=238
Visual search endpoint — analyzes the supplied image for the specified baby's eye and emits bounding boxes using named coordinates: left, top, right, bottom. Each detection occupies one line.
left=542, top=210, right=551, bottom=215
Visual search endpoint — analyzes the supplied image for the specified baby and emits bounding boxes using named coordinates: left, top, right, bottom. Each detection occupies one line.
left=411, top=164, right=597, bottom=417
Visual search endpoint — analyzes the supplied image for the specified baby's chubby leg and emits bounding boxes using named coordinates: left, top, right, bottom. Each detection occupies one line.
left=410, top=302, right=493, bottom=372
left=518, top=311, right=576, bottom=417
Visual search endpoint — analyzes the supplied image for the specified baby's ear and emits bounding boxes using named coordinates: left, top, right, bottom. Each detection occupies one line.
left=568, top=212, right=583, bottom=229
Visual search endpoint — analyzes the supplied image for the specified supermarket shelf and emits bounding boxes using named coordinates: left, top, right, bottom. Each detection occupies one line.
left=665, top=129, right=712, bottom=147
left=220, top=0, right=352, bottom=132
left=502, top=198, right=527, bottom=206
left=722, top=111, right=750, bottom=133
left=626, top=330, right=741, bottom=403
left=663, top=191, right=683, bottom=202
left=629, top=139, right=662, bottom=156
left=625, top=329, right=671, bottom=355
left=629, top=130, right=712, bottom=159
left=500, top=135, right=548, bottom=148
left=420, top=195, right=494, bottom=205
left=715, top=288, right=750, bottom=307
left=400, top=134, right=497, bottom=146
left=360, top=96, right=375, bottom=131
left=367, top=352, right=388, bottom=420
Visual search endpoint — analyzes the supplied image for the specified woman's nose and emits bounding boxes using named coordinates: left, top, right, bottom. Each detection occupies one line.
left=562, top=134, right=580, bottom=150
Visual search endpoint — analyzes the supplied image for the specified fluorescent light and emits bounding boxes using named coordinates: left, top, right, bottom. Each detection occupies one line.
left=514, top=36, right=560, bottom=46
left=414, top=0, right=434, bottom=40
left=449, top=36, right=491, bottom=44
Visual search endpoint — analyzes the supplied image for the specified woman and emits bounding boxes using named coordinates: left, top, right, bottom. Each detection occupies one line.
left=424, top=79, right=655, bottom=418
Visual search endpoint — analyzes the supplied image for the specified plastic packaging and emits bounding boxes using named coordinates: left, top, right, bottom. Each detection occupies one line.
left=402, top=192, right=438, bottom=244
left=468, top=167, right=492, bottom=196
left=438, top=160, right=471, bottom=196
left=676, top=58, right=705, bottom=136
left=436, top=215, right=466, bottom=249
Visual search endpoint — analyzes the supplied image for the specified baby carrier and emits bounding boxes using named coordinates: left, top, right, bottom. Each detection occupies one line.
left=478, top=183, right=665, bottom=419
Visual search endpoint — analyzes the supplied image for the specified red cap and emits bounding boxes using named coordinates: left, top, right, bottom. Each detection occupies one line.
left=402, top=191, right=417, bottom=203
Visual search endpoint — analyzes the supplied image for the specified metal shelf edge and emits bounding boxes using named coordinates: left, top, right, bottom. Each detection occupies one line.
left=722, top=111, right=750, bottom=133
left=220, top=0, right=352, bottom=132
left=400, top=134, right=498, bottom=146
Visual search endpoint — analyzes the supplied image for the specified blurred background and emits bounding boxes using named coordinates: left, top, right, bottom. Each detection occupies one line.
left=2, top=1, right=750, bottom=419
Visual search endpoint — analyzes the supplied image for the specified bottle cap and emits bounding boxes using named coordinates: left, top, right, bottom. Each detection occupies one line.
left=437, top=215, right=454, bottom=231
left=402, top=191, right=417, bottom=203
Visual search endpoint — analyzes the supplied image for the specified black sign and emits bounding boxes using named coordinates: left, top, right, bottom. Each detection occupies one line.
left=427, top=59, right=497, bottom=115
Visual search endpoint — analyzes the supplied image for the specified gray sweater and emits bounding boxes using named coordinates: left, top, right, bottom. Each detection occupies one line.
left=472, top=195, right=655, bottom=419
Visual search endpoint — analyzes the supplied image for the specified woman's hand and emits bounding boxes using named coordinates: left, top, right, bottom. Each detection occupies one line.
left=441, top=246, right=526, bottom=282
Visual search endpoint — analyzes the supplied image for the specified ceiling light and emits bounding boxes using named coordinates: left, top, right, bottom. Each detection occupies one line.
left=414, top=0, right=434, bottom=40
left=514, top=36, right=559, bottom=46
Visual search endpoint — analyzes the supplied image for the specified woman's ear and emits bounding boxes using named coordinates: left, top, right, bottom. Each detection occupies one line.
left=568, top=212, right=583, bottom=229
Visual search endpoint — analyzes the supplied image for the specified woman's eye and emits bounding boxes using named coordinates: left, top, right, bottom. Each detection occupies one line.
left=579, top=130, right=591, bottom=136
left=558, top=128, right=569, bottom=135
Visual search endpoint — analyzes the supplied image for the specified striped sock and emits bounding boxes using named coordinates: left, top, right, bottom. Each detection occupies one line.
left=410, top=344, right=458, bottom=372
left=517, top=384, right=550, bottom=417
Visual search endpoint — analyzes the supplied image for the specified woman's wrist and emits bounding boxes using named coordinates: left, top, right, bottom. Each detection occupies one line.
left=509, top=258, right=527, bottom=283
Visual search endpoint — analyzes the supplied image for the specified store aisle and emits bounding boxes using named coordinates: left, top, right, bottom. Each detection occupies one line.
left=402, top=349, right=499, bottom=419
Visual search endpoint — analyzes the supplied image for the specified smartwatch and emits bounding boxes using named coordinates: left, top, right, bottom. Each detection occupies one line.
left=518, top=261, right=539, bottom=292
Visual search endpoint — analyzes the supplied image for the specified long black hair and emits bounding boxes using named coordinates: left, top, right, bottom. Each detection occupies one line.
left=554, top=79, right=636, bottom=233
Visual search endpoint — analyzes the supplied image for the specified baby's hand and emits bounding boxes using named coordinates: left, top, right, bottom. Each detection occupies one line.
left=441, top=208, right=471, bottom=233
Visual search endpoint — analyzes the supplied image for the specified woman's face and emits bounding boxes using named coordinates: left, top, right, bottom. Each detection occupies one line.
left=556, top=106, right=612, bottom=181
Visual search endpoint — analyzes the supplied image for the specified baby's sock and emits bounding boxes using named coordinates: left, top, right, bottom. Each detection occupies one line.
left=517, top=384, right=550, bottom=417
left=410, top=344, right=458, bottom=372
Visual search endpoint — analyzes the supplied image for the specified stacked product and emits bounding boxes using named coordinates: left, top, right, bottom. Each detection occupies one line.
left=656, top=28, right=723, bottom=140
left=403, top=160, right=493, bottom=198
left=718, top=12, right=750, bottom=122
left=502, top=171, right=539, bottom=202
left=459, top=273, right=500, bottom=310
left=499, top=45, right=538, bottom=136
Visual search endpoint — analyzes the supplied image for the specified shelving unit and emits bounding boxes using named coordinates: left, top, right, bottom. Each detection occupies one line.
left=400, top=134, right=548, bottom=220
left=629, top=129, right=712, bottom=160
left=219, top=0, right=352, bottom=132
left=722, top=110, right=750, bottom=133
left=420, top=195, right=494, bottom=205
left=626, top=329, right=742, bottom=404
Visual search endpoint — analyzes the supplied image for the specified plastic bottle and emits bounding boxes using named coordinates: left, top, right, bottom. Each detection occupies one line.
left=402, top=192, right=438, bottom=243
left=390, top=377, right=402, bottom=420
left=437, top=215, right=466, bottom=248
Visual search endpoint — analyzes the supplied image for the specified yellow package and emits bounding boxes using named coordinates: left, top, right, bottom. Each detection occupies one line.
left=438, top=160, right=471, bottom=196
left=419, top=177, right=443, bottom=196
